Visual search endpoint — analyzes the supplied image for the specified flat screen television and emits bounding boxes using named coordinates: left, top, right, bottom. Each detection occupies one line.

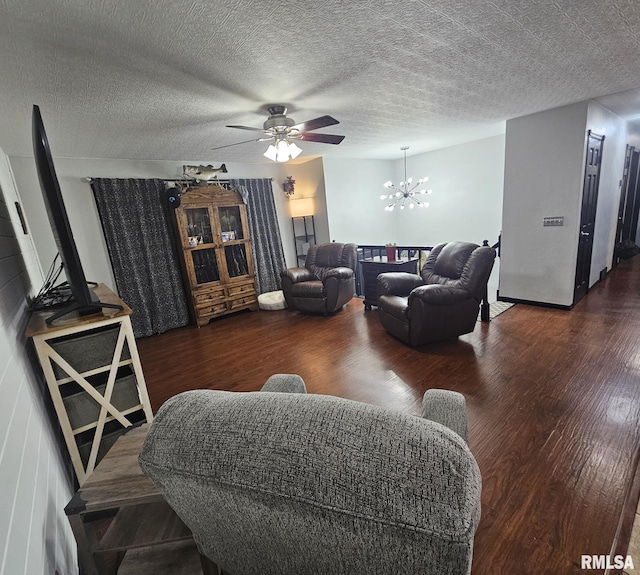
left=32, top=105, right=121, bottom=324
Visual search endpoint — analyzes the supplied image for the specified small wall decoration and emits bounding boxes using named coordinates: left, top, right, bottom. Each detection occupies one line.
left=183, top=163, right=228, bottom=182
left=282, top=176, right=296, bottom=197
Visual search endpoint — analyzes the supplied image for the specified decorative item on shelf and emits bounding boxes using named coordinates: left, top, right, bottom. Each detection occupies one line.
left=386, top=243, right=397, bottom=261
left=183, top=163, right=228, bottom=182
left=282, top=176, right=296, bottom=197
left=381, top=147, right=433, bottom=211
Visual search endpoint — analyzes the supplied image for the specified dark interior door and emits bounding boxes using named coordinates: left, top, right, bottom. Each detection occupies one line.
left=613, top=147, right=640, bottom=267
left=574, top=131, right=604, bottom=305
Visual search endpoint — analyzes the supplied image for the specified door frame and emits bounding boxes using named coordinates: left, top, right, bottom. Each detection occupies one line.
left=574, top=130, right=604, bottom=305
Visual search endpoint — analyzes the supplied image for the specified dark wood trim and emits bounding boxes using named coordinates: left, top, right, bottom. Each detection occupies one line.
left=496, top=294, right=572, bottom=310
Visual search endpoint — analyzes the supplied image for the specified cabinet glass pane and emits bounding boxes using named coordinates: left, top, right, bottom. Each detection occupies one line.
left=225, top=245, right=249, bottom=278
left=185, top=208, right=213, bottom=245
left=219, top=206, right=243, bottom=241
left=191, top=248, right=220, bottom=284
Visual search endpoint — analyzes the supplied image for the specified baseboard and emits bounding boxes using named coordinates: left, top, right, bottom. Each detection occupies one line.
left=496, top=293, right=572, bottom=311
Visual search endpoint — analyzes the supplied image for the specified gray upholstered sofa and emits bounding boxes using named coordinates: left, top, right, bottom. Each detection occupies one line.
left=139, top=375, right=481, bottom=574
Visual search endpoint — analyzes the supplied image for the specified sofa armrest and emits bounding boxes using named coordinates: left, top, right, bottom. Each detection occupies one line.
left=324, top=267, right=354, bottom=281
left=421, top=389, right=468, bottom=444
left=408, top=284, right=470, bottom=306
left=260, top=374, right=307, bottom=394
left=377, top=272, right=424, bottom=297
left=281, top=267, right=315, bottom=284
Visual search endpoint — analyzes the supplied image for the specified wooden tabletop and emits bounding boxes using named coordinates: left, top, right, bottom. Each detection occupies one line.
left=26, top=283, right=132, bottom=337
left=65, top=424, right=160, bottom=515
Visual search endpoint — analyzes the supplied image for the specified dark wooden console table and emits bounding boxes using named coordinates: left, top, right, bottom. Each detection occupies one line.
left=65, top=424, right=218, bottom=575
left=359, top=257, right=419, bottom=310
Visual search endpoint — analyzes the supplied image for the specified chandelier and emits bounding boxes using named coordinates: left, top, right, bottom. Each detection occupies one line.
left=380, top=147, right=432, bottom=211
left=263, top=134, right=302, bottom=162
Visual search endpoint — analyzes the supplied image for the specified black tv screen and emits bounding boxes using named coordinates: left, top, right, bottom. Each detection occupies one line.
left=32, top=105, right=120, bottom=323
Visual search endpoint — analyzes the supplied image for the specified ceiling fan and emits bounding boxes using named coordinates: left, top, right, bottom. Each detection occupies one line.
left=214, top=105, right=345, bottom=162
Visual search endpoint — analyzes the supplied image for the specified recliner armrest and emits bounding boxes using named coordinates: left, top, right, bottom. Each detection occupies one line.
left=408, top=284, right=470, bottom=306
left=421, top=389, right=468, bottom=444
left=324, top=267, right=354, bottom=281
left=377, top=272, right=424, bottom=296
left=260, top=374, right=307, bottom=394
left=281, top=267, right=315, bottom=284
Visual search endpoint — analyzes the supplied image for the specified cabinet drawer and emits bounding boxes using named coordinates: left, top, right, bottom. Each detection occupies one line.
left=228, top=295, right=257, bottom=310
left=197, top=302, right=227, bottom=316
left=194, top=287, right=226, bottom=305
left=227, top=282, right=256, bottom=297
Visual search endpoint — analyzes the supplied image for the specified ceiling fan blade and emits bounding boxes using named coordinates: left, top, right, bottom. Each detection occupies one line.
left=299, top=132, right=345, bottom=145
left=226, top=124, right=268, bottom=133
left=292, top=115, right=339, bottom=132
left=211, top=137, right=267, bottom=151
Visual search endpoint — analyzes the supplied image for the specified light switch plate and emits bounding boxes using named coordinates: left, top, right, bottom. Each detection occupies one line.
left=543, top=216, right=564, bottom=227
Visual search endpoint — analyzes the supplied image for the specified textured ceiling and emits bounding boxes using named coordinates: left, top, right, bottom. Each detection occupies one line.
left=1, top=0, right=640, bottom=164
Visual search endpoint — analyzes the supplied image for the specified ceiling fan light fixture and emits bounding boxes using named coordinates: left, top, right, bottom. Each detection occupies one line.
left=265, top=137, right=303, bottom=163
left=263, top=144, right=278, bottom=161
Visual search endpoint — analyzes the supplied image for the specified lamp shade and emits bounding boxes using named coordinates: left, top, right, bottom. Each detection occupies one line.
left=289, top=198, right=315, bottom=217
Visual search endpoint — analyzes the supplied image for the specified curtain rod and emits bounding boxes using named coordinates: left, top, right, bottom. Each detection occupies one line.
left=84, top=177, right=273, bottom=185
left=85, top=177, right=230, bottom=185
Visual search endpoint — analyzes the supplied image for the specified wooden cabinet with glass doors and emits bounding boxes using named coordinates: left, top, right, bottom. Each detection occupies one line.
left=173, top=185, right=258, bottom=326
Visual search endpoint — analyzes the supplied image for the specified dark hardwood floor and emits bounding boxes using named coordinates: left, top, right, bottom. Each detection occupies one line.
left=137, top=256, right=640, bottom=574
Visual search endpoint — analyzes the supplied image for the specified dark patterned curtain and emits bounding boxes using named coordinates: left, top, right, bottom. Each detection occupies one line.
left=231, top=178, right=286, bottom=294
left=91, top=178, right=190, bottom=337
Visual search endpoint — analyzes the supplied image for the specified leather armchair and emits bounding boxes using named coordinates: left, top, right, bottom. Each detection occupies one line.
left=377, top=241, right=496, bottom=346
left=280, top=242, right=357, bottom=314
left=140, top=374, right=481, bottom=575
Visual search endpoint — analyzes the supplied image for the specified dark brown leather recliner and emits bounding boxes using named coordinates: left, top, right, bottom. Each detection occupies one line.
left=377, top=242, right=496, bottom=346
left=281, top=243, right=357, bottom=314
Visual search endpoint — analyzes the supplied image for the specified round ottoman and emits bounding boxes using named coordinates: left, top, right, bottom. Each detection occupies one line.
left=257, top=290, right=287, bottom=310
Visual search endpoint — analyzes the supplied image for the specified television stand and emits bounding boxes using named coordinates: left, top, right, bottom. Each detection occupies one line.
left=25, top=283, right=153, bottom=484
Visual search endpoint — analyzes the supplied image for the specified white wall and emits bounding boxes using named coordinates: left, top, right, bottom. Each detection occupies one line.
left=627, top=120, right=640, bottom=150
left=391, top=136, right=504, bottom=246
left=9, top=156, right=288, bottom=291
left=501, top=101, right=627, bottom=307
left=501, top=102, right=589, bottom=306
left=278, top=157, right=331, bottom=267
left=0, top=148, right=77, bottom=575
left=586, top=102, right=627, bottom=283
left=322, top=157, right=397, bottom=245
left=323, top=137, right=505, bottom=300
